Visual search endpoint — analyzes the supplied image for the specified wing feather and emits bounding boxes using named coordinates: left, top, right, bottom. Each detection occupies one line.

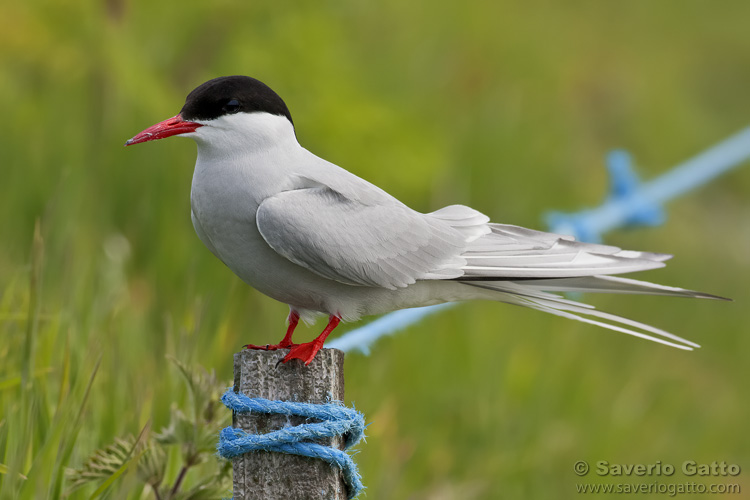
left=458, top=224, right=670, bottom=278
left=256, top=187, right=467, bottom=289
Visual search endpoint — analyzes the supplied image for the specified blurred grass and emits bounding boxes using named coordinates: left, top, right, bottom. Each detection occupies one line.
left=1, top=0, right=749, bottom=498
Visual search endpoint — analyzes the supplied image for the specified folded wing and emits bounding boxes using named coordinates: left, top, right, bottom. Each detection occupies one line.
left=457, top=223, right=670, bottom=278
left=256, top=188, right=469, bottom=289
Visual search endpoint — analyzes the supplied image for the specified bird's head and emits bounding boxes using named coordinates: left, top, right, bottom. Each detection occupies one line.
left=125, top=76, right=295, bottom=149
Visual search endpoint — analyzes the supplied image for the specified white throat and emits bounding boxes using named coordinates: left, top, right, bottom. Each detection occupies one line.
left=190, top=112, right=298, bottom=160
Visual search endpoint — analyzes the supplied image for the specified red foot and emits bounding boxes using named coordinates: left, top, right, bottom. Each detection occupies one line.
left=282, top=315, right=341, bottom=366
left=283, top=341, right=324, bottom=365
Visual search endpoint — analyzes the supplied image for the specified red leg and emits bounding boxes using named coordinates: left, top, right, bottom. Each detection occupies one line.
left=244, top=310, right=300, bottom=351
left=283, top=315, right=341, bottom=365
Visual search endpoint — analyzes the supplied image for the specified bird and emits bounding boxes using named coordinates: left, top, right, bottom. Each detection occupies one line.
left=126, top=75, right=726, bottom=365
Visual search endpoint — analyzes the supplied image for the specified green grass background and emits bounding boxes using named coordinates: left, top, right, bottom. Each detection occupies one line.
left=1, top=0, right=749, bottom=498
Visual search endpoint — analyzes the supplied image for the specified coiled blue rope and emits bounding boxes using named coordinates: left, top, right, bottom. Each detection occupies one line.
left=218, top=389, right=366, bottom=499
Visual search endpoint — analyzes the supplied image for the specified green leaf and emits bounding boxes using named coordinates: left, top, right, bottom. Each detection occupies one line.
left=165, top=356, right=223, bottom=424
left=137, top=441, right=167, bottom=489
left=67, top=437, right=134, bottom=492
left=48, top=355, right=102, bottom=499
left=173, top=460, right=232, bottom=500
left=66, top=422, right=151, bottom=497
left=0, top=462, right=28, bottom=480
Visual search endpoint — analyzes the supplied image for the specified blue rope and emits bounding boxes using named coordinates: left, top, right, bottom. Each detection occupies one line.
left=218, top=389, right=366, bottom=499
left=546, top=150, right=666, bottom=242
left=327, top=303, right=455, bottom=354
left=546, top=128, right=750, bottom=242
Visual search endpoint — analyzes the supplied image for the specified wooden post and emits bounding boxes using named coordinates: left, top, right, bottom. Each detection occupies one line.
left=231, top=348, right=347, bottom=499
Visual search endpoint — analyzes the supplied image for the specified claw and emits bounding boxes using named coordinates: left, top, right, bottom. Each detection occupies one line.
left=243, top=342, right=296, bottom=351
left=243, top=310, right=300, bottom=351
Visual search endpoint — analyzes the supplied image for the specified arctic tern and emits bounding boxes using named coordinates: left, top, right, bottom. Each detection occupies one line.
left=126, top=75, right=725, bottom=364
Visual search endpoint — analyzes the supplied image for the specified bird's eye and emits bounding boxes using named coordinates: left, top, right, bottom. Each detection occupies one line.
left=223, top=99, right=241, bottom=114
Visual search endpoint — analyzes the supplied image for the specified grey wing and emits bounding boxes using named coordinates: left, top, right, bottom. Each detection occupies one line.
left=458, top=223, right=671, bottom=277
left=419, top=206, right=670, bottom=277
left=256, top=187, right=469, bottom=289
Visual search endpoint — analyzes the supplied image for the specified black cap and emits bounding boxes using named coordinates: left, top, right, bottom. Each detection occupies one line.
left=180, top=76, right=293, bottom=125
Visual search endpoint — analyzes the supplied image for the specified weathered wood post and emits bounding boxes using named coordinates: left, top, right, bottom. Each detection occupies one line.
left=231, top=348, right=347, bottom=499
